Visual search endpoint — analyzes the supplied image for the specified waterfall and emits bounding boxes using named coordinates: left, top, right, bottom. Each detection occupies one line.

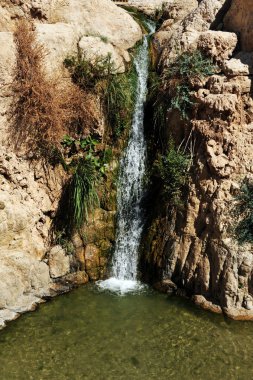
left=98, top=21, right=156, bottom=294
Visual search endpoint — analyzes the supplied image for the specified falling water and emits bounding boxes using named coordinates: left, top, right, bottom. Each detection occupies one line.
left=98, top=21, right=156, bottom=294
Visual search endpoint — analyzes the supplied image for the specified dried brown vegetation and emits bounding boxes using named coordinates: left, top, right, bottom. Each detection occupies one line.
left=10, top=20, right=95, bottom=159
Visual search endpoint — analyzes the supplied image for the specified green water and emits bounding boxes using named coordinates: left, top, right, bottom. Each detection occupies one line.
left=0, top=285, right=252, bottom=380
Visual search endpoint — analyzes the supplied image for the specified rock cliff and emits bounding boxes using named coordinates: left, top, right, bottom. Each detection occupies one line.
left=142, top=0, right=253, bottom=320
left=0, top=0, right=142, bottom=328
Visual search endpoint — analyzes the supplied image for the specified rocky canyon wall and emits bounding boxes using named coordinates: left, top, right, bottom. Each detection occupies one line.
left=142, top=0, right=253, bottom=320
left=0, top=0, right=142, bottom=328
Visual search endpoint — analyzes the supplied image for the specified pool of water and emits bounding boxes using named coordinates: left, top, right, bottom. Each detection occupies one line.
left=0, top=285, right=252, bottom=380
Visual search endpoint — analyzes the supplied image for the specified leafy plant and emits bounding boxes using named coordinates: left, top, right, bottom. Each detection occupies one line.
left=164, top=50, right=215, bottom=81
left=155, top=140, right=190, bottom=205
left=170, top=84, right=193, bottom=120
left=55, top=158, right=100, bottom=235
left=234, top=179, right=253, bottom=244
left=149, top=50, right=216, bottom=123
left=64, top=52, right=116, bottom=90
left=64, top=51, right=137, bottom=138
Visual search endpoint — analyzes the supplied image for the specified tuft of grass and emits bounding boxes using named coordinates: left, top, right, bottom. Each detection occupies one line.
left=234, top=179, right=253, bottom=244
left=69, top=158, right=99, bottom=229
left=104, top=64, right=137, bottom=138
left=54, top=158, right=100, bottom=236
left=10, top=20, right=63, bottom=155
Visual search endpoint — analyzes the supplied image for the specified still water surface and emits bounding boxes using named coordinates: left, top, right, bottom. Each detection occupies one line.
left=0, top=285, right=252, bottom=380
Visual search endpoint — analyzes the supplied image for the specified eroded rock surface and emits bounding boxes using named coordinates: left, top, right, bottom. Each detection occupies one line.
left=143, top=0, right=253, bottom=320
left=0, top=0, right=141, bottom=328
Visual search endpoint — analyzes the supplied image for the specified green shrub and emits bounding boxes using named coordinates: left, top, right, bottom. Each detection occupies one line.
left=64, top=52, right=115, bottom=90
left=155, top=140, right=190, bottom=205
left=64, top=51, right=137, bottom=138
left=170, top=84, right=193, bottom=120
left=150, top=50, right=215, bottom=123
left=235, top=180, right=253, bottom=244
left=164, top=50, right=215, bottom=81
left=69, top=158, right=99, bottom=229
left=55, top=158, right=100, bottom=235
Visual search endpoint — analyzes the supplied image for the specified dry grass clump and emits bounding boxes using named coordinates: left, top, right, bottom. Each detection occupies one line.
left=10, top=20, right=95, bottom=158
left=10, top=20, right=62, bottom=155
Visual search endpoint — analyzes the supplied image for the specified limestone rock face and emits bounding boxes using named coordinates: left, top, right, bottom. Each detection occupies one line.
left=143, top=0, right=253, bottom=320
left=224, top=0, right=253, bottom=52
left=0, top=250, right=51, bottom=328
left=197, top=31, right=237, bottom=63
left=155, top=0, right=231, bottom=66
left=0, top=0, right=137, bottom=328
left=78, top=36, right=129, bottom=74
left=0, top=0, right=142, bottom=77
left=48, top=246, right=70, bottom=278
left=49, top=0, right=142, bottom=51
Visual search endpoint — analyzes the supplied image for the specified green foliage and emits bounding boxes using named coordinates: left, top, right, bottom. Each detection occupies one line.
left=164, top=50, right=215, bottom=81
left=104, top=64, right=137, bottom=138
left=235, top=180, right=253, bottom=244
left=54, top=231, right=75, bottom=255
left=155, top=140, right=190, bottom=205
left=119, top=5, right=151, bottom=32
left=68, top=158, right=99, bottom=230
left=149, top=50, right=216, bottom=123
left=64, top=52, right=115, bottom=90
left=61, top=134, right=112, bottom=176
left=170, top=84, right=193, bottom=120
left=148, top=71, right=169, bottom=131
left=64, top=51, right=137, bottom=138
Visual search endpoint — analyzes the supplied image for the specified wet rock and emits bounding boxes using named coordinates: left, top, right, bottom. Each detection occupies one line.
left=154, top=279, right=177, bottom=295
left=193, top=295, right=222, bottom=314
left=63, top=271, right=89, bottom=286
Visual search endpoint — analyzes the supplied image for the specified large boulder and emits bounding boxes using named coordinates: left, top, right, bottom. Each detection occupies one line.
left=49, top=0, right=142, bottom=51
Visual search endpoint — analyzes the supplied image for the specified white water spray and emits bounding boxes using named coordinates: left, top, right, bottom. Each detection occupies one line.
left=98, top=21, right=156, bottom=294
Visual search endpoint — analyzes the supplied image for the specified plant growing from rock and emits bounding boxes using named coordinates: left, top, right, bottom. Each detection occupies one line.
left=234, top=179, right=253, bottom=244
left=64, top=51, right=137, bottom=139
left=149, top=50, right=216, bottom=124
left=11, top=20, right=95, bottom=159
left=154, top=140, right=190, bottom=206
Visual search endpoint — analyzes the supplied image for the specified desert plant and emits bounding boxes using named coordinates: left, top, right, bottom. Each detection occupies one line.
left=164, top=50, right=215, bottom=81
left=155, top=140, right=190, bottom=205
left=234, top=179, right=253, bottom=244
left=55, top=157, right=100, bottom=235
left=10, top=20, right=63, bottom=154
left=65, top=50, right=137, bottom=138
left=64, top=52, right=116, bottom=90
left=150, top=50, right=215, bottom=123
left=170, top=84, right=193, bottom=120
left=10, top=20, right=95, bottom=159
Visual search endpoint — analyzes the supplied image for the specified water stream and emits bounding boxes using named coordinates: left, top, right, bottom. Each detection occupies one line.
left=99, top=22, right=156, bottom=294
